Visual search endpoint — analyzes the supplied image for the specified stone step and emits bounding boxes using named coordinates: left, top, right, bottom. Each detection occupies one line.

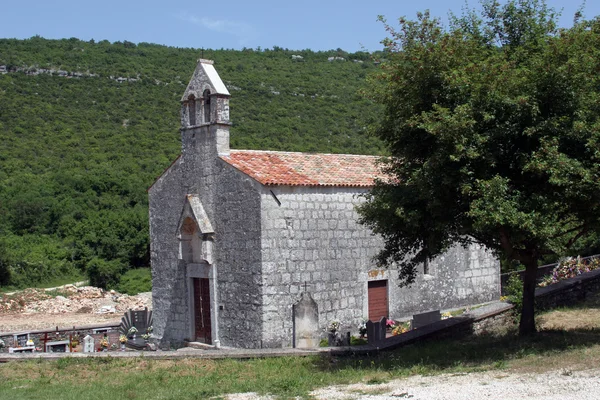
left=185, top=341, right=217, bottom=350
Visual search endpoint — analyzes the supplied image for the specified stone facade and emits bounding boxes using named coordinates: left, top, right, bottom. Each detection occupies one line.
left=148, top=59, right=501, bottom=349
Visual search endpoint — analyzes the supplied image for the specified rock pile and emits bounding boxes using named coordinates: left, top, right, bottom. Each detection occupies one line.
left=0, top=285, right=151, bottom=315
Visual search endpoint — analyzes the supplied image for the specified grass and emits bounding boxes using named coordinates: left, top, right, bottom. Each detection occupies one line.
left=2, top=294, right=600, bottom=399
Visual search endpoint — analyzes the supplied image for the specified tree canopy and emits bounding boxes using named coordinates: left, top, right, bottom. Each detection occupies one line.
left=358, top=0, right=600, bottom=335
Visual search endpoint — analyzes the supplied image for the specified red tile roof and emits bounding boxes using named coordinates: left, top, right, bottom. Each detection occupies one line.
left=220, top=150, right=384, bottom=187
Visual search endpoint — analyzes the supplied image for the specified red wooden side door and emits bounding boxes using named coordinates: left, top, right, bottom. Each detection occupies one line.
left=368, top=280, right=389, bottom=322
left=193, top=278, right=212, bottom=344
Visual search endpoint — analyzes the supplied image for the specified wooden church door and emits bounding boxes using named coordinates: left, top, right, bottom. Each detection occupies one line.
left=368, top=280, right=389, bottom=322
left=193, top=278, right=212, bottom=343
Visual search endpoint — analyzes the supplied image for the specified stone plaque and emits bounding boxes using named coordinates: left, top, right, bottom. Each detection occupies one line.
left=293, top=292, right=319, bottom=348
left=46, top=340, right=70, bottom=353
left=412, top=310, right=441, bottom=329
left=83, top=335, right=95, bottom=353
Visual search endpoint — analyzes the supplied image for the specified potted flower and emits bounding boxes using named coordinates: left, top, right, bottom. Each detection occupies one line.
left=141, top=333, right=151, bottom=342
left=386, top=319, right=395, bottom=332
left=99, top=337, right=109, bottom=351
left=326, top=321, right=340, bottom=346
left=119, top=334, right=127, bottom=351
left=391, top=321, right=410, bottom=336
left=358, top=319, right=367, bottom=338
left=128, top=326, right=138, bottom=339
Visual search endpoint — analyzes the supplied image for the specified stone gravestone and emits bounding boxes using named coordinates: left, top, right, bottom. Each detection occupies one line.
left=293, top=292, right=319, bottom=348
left=412, top=310, right=441, bottom=329
left=83, top=335, right=95, bottom=353
left=366, top=316, right=387, bottom=344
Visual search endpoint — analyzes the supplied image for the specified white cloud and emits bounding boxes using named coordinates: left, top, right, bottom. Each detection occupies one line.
left=177, top=12, right=257, bottom=46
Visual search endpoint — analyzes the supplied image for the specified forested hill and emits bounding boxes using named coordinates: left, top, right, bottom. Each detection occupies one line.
left=0, top=37, right=385, bottom=290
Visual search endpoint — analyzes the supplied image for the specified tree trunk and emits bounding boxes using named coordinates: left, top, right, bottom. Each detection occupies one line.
left=519, top=260, right=538, bottom=335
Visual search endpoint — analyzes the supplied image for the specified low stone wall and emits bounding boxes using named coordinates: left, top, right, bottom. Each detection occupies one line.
left=367, top=268, right=600, bottom=353
left=535, top=268, right=600, bottom=310
left=500, top=254, right=600, bottom=295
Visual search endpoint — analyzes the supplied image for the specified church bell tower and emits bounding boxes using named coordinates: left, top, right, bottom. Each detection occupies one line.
left=180, top=59, right=231, bottom=157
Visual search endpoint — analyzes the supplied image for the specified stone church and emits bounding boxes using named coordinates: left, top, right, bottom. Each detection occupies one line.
left=148, top=59, right=500, bottom=349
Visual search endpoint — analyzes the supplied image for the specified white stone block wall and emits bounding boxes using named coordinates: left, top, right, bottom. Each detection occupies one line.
left=214, top=163, right=264, bottom=348
left=258, top=185, right=500, bottom=347
left=259, top=186, right=381, bottom=347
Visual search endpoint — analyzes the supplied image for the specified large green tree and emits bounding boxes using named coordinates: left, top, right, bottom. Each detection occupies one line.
left=359, top=0, right=600, bottom=335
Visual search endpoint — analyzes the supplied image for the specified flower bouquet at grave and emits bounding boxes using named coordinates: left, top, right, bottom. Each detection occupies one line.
left=358, top=319, right=367, bottom=338
left=441, top=311, right=453, bottom=320
left=391, top=321, right=410, bottom=336
left=326, top=321, right=340, bottom=334
left=119, top=335, right=127, bottom=344
left=0, top=339, right=5, bottom=349
left=326, top=321, right=343, bottom=346
left=128, top=327, right=138, bottom=338
left=100, top=337, right=109, bottom=350
left=142, top=326, right=153, bottom=341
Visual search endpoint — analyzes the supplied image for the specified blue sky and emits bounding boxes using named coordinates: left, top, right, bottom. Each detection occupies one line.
left=0, top=1, right=595, bottom=52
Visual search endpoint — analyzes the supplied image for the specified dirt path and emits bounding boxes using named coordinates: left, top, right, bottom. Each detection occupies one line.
left=225, top=368, right=600, bottom=400
left=309, top=368, right=600, bottom=399
left=3, top=281, right=88, bottom=296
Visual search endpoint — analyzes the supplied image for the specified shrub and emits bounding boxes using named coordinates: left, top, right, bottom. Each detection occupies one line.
left=350, top=336, right=367, bottom=346
left=117, top=267, right=152, bottom=295
left=505, top=274, right=523, bottom=318
left=86, top=257, right=124, bottom=289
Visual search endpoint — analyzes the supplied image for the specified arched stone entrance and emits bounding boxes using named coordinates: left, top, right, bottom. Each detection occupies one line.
left=177, top=196, right=219, bottom=346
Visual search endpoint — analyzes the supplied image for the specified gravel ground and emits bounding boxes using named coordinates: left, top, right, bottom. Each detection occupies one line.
left=0, top=285, right=152, bottom=333
left=225, top=368, right=600, bottom=400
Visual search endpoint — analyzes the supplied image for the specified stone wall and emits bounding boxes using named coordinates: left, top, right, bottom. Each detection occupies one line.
left=214, top=162, right=263, bottom=348
left=259, top=186, right=380, bottom=347
left=535, top=268, right=600, bottom=310
left=258, top=185, right=500, bottom=348
left=148, top=157, right=189, bottom=346
left=150, top=121, right=232, bottom=347
left=387, top=242, right=500, bottom=320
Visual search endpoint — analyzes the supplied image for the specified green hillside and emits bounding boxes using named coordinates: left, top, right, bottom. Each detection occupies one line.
left=0, top=37, right=384, bottom=289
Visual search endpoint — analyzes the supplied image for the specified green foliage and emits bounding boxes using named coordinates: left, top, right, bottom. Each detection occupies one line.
left=350, top=336, right=368, bottom=346
left=506, top=274, right=524, bottom=316
left=86, top=257, right=125, bottom=289
left=0, top=238, right=12, bottom=286
left=0, top=38, right=385, bottom=289
left=359, top=0, right=600, bottom=335
left=117, top=267, right=152, bottom=295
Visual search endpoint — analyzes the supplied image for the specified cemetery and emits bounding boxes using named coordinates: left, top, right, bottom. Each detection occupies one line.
left=0, top=308, right=155, bottom=354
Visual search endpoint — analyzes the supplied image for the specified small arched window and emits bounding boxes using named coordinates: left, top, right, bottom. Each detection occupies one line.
left=188, top=95, right=196, bottom=126
left=203, top=89, right=211, bottom=123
